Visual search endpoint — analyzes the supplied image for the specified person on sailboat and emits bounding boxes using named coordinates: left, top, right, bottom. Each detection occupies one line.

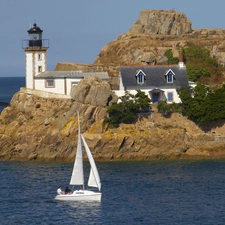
left=57, top=186, right=64, bottom=195
left=65, top=186, right=73, bottom=194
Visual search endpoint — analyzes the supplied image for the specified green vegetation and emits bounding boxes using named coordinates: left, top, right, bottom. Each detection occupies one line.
left=157, top=100, right=182, bottom=116
left=164, top=44, right=222, bottom=83
left=107, top=84, right=225, bottom=126
left=183, top=43, right=219, bottom=82
left=184, top=43, right=218, bottom=68
left=156, top=81, right=225, bottom=124
left=157, top=100, right=171, bottom=116
left=106, top=90, right=151, bottom=127
left=186, top=64, right=210, bottom=82
left=161, top=44, right=225, bottom=124
left=177, top=83, right=225, bottom=123
left=164, top=49, right=179, bottom=64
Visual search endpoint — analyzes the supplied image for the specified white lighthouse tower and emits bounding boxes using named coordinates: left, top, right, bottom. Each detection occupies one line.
left=22, top=23, right=49, bottom=89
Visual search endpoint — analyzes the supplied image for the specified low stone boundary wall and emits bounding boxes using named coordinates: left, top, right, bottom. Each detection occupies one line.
left=20, top=88, right=71, bottom=99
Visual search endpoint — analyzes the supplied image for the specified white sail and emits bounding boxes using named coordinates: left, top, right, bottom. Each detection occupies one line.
left=81, top=134, right=101, bottom=191
left=69, top=114, right=84, bottom=186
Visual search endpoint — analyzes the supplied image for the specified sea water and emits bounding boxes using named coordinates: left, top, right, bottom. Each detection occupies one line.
left=0, top=160, right=225, bottom=225
left=0, top=77, right=25, bottom=112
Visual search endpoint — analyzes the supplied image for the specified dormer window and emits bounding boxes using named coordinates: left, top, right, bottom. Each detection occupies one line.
left=165, top=69, right=175, bottom=83
left=136, top=69, right=146, bottom=84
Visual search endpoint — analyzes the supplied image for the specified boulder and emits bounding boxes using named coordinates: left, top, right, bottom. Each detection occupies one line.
left=70, top=77, right=118, bottom=107
left=129, top=10, right=192, bottom=35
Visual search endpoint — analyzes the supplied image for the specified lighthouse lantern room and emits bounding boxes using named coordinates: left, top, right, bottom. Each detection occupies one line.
left=22, top=23, right=49, bottom=89
left=28, top=23, right=43, bottom=47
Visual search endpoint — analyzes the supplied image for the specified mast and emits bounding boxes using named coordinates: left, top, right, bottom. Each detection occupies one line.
left=69, top=112, right=85, bottom=189
left=78, top=112, right=85, bottom=191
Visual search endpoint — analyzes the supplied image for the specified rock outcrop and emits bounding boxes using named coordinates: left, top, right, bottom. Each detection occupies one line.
left=0, top=78, right=117, bottom=161
left=56, top=10, right=225, bottom=89
left=129, top=10, right=192, bottom=35
left=1, top=77, right=225, bottom=161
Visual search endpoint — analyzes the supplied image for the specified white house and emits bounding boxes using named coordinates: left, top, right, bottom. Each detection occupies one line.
left=22, top=23, right=109, bottom=97
left=114, top=51, right=194, bottom=103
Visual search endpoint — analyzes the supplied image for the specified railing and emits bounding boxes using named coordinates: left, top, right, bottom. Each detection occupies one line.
left=22, top=39, right=49, bottom=48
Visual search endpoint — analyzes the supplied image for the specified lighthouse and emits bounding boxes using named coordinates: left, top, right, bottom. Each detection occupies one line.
left=22, top=23, right=49, bottom=89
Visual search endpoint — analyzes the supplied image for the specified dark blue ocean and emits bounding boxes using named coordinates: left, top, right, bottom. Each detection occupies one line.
left=0, top=77, right=25, bottom=112
left=0, top=160, right=225, bottom=225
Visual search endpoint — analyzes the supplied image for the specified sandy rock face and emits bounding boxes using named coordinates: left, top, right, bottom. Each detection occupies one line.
left=0, top=78, right=117, bottom=161
left=1, top=79, right=225, bottom=161
left=129, top=10, right=192, bottom=35
left=70, top=77, right=117, bottom=107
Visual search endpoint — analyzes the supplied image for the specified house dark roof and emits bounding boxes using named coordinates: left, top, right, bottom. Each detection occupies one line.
left=120, top=65, right=189, bottom=88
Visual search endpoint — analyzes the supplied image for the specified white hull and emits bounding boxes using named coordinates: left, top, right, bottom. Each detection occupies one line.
left=54, top=190, right=102, bottom=202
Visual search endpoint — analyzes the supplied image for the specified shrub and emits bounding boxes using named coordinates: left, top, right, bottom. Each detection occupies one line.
left=164, top=49, right=179, bottom=64
left=106, top=90, right=151, bottom=127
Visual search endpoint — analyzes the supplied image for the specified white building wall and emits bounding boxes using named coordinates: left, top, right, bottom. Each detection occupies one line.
left=35, top=78, right=66, bottom=95
left=26, top=52, right=34, bottom=89
left=25, top=51, right=47, bottom=89
left=34, top=52, right=47, bottom=75
left=164, top=88, right=181, bottom=103
left=119, top=74, right=124, bottom=91
left=114, top=87, right=182, bottom=103
left=65, top=78, right=82, bottom=95
left=34, top=77, right=84, bottom=96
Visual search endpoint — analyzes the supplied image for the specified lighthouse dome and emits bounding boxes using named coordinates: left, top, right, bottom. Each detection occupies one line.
left=28, top=23, right=43, bottom=34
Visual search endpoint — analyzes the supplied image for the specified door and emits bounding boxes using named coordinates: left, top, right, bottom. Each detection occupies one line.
left=152, top=93, right=160, bottom=104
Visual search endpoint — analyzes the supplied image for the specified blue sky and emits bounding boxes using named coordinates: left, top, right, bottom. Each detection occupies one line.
left=1, top=0, right=225, bottom=77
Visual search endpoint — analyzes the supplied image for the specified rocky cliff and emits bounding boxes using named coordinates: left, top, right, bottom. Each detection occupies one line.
left=1, top=77, right=225, bottom=162
left=56, top=10, right=225, bottom=89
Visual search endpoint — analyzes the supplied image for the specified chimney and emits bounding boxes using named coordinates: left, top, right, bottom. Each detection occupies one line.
left=178, top=49, right=184, bottom=68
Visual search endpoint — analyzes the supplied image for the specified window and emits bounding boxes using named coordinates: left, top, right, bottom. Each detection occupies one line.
left=46, top=79, right=54, bottom=88
left=38, top=54, right=42, bottom=61
left=38, top=66, right=42, bottom=73
left=165, top=69, right=175, bottom=83
left=137, top=74, right=144, bottom=84
left=167, top=92, right=173, bottom=101
left=136, top=70, right=146, bottom=84
left=71, top=81, right=78, bottom=86
left=167, top=71, right=173, bottom=83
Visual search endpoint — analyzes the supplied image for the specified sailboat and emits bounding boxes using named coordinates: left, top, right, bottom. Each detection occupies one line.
left=54, top=113, right=102, bottom=202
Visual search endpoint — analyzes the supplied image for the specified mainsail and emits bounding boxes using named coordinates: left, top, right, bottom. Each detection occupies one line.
left=70, top=115, right=84, bottom=186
